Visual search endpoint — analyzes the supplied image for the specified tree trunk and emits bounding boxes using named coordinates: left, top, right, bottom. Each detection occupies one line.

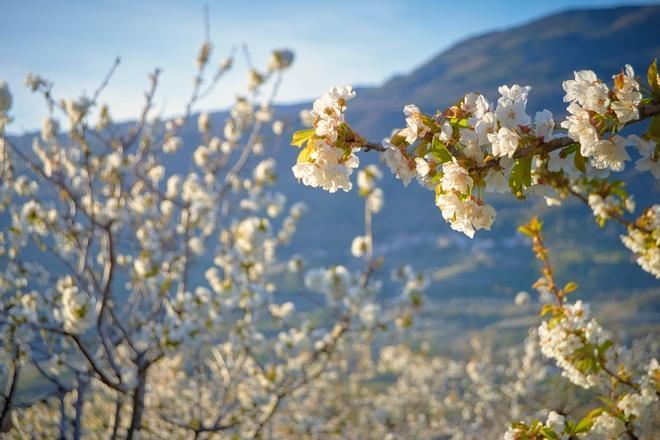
left=126, top=361, right=148, bottom=440
left=73, top=375, right=88, bottom=440
left=110, top=394, right=123, bottom=439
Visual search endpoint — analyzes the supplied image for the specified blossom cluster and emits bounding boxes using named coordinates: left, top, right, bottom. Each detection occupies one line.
left=537, top=300, right=613, bottom=389
left=561, top=66, right=640, bottom=172
left=291, top=86, right=361, bottom=192
left=620, top=205, right=660, bottom=278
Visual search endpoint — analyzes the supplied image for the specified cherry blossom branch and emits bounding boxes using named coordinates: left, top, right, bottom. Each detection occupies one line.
left=567, top=186, right=650, bottom=233
left=357, top=101, right=660, bottom=165
left=90, top=57, right=121, bottom=106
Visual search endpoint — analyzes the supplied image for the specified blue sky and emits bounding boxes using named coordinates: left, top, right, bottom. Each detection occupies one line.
left=2, top=0, right=656, bottom=132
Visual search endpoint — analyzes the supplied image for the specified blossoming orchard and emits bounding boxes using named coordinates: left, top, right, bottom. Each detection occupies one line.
left=0, top=24, right=659, bottom=440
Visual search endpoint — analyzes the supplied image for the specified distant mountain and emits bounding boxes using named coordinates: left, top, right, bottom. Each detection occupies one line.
left=346, top=4, right=660, bottom=139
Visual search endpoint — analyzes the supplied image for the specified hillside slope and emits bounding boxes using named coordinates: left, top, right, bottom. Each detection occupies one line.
left=345, top=5, right=660, bottom=139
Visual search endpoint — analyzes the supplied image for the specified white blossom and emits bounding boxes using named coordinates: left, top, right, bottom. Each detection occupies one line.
left=495, top=84, right=531, bottom=128
left=589, top=135, right=630, bottom=172
left=630, top=134, right=660, bottom=178
left=611, top=64, right=641, bottom=123
left=292, top=140, right=359, bottom=193
left=533, top=109, right=554, bottom=139
left=383, top=142, right=415, bottom=186
left=440, top=161, right=473, bottom=194
left=351, top=235, right=371, bottom=258
left=488, top=126, right=520, bottom=158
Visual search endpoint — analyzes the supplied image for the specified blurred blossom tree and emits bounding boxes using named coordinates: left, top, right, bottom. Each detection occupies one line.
left=0, top=33, right=422, bottom=438
left=0, top=13, right=659, bottom=439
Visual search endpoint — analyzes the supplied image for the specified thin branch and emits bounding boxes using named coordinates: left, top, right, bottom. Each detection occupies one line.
left=90, top=57, right=121, bottom=106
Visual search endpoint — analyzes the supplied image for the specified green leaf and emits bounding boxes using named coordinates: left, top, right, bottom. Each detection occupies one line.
left=290, top=128, right=316, bottom=148
left=563, top=282, right=578, bottom=294
left=648, top=59, right=660, bottom=97
left=598, top=340, right=613, bottom=355
left=296, top=144, right=314, bottom=164
left=540, top=426, right=560, bottom=440
left=509, top=155, right=533, bottom=199
left=519, top=217, right=543, bottom=237
left=559, top=143, right=579, bottom=158
left=647, top=115, right=660, bottom=140
left=572, top=409, right=603, bottom=434
left=574, top=149, right=587, bottom=173
left=573, top=417, right=594, bottom=434
left=449, top=117, right=469, bottom=128
left=160, top=278, right=172, bottom=295
left=540, top=304, right=556, bottom=317
left=610, top=181, right=628, bottom=199
left=430, top=137, right=452, bottom=163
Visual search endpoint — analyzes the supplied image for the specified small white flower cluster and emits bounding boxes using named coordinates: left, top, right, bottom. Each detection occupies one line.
left=292, top=139, right=359, bottom=192
left=292, top=86, right=361, bottom=192
left=617, top=385, right=658, bottom=421
left=587, top=193, right=619, bottom=221
left=628, top=135, right=660, bottom=179
left=357, top=165, right=384, bottom=205
left=391, top=265, right=429, bottom=298
left=383, top=85, right=544, bottom=238
left=383, top=140, right=416, bottom=186
left=561, top=67, right=642, bottom=173
left=611, top=65, right=643, bottom=123
left=582, top=359, right=659, bottom=438
left=399, top=104, right=430, bottom=144
left=504, top=411, right=568, bottom=440
left=41, top=117, right=59, bottom=143
left=6, top=291, right=39, bottom=326
left=269, top=301, right=295, bottom=322
left=311, top=85, right=355, bottom=141
left=582, top=412, right=626, bottom=439
left=304, top=265, right=353, bottom=304
left=350, top=235, right=371, bottom=258
left=620, top=205, right=660, bottom=278
left=267, top=49, right=295, bottom=72
left=514, top=291, right=531, bottom=306
left=630, top=135, right=660, bottom=178
left=304, top=265, right=380, bottom=310
left=537, top=300, right=612, bottom=389
left=351, top=164, right=384, bottom=258
left=436, top=184, right=497, bottom=239
left=54, top=275, right=96, bottom=334
left=16, top=200, right=58, bottom=237
left=544, top=411, right=567, bottom=439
